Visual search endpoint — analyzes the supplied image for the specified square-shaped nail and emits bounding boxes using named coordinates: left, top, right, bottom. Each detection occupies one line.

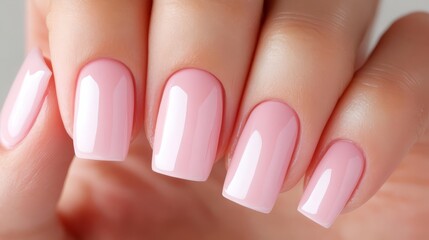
left=152, top=69, right=223, bottom=181
left=73, top=59, right=134, bottom=161
left=0, top=48, right=51, bottom=149
left=298, top=140, right=365, bottom=228
left=223, top=101, right=299, bottom=213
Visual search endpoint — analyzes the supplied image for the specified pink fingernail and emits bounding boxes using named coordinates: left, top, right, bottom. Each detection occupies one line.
left=73, top=59, right=134, bottom=161
left=152, top=69, right=223, bottom=181
left=223, top=101, right=299, bottom=213
left=0, top=49, right=51, bottom=149
left=298, top=140, right=365, bottom=228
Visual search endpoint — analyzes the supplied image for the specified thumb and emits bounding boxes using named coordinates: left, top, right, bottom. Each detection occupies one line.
left=0, top=49, right=74, bottom=239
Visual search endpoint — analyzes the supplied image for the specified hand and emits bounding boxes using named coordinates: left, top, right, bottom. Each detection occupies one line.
left=1, top=0, right=428, bottom=239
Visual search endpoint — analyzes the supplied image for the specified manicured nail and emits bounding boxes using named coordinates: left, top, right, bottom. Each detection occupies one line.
left=73, top=59, right=134, bottom=161
left=0, top=49, right=51, bottom=149
left=223, top=101, right=299, bottom=213
left=152, top=69, right=223, bottom=181
left=298, top=140, right=365, bottom=228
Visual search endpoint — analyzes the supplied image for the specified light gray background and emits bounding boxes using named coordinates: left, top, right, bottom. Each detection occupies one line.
left=0, top=0, right=428, bottom=104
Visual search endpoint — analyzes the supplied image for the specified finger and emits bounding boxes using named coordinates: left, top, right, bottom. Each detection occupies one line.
left=26, top=0, right=49, bottom=53
left=46, top=0, right=150, bottom=160
left=147, top=0, right=263, bottom=181
left=0, top=50, right=74, bottom=238
left=222, top=0, right=377, bottom=212
left=298, top=12, right=429, bottom=228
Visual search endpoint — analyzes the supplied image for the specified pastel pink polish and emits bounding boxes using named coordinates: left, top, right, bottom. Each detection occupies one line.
left=298, top=140, right=365, bottom=228
left=0, top=49, right=51, bottom=149
left=73, top=59, right=134, bottom=161
left=152, top=69, right=223, bottom=181
left=223, top=101, right=299, bottom=213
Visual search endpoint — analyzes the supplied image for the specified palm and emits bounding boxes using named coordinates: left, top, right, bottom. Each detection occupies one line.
left=58, top=131, right=429, bottom=240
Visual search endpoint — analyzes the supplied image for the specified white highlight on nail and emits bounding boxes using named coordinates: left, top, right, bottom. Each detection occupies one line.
left=154, top=86, right=188, bottom=171
left=300, top=169, right=332, bottom=214
left=75, top=75, right=100, bottom=153
left=8, top=70, right=45, bottom=138
left=225, top=130, right=262, bottom=199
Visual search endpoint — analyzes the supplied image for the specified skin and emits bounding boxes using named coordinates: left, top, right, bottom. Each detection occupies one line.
left=0, top=0, right=428, bottom=239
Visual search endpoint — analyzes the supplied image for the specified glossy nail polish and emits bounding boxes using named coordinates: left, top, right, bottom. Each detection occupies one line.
left=152, top=69, right=223, bottom=181
left=223, top=101, right=299, bottom=213
left=73, top=59, right=134, bottom=161
left=298, top=140, right=364, bottom=228
left=0, top=49, right=51, bottom=149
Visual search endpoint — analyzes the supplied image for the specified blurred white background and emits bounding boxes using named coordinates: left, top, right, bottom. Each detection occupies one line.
left=0, top=0, right=428, bottom=103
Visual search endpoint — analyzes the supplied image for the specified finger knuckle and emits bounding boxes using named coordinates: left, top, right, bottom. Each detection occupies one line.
left=359, top=63, right=419, bottom=96
left=356, top=63, right=429, bottom=137
left=162, top=0, right=260, bottom=18
left=264, top=10, right=348, bottom=48
left=359, top=63, right=415, bottom=94
left=357, top=63, right=426, bottom=118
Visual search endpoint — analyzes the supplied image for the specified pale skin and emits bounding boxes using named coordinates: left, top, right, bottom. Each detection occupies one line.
left=1, top=0, right=429, bottom=239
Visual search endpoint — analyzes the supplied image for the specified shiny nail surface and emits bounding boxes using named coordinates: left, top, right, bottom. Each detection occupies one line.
left=298, top=140, right=364, bottom=228
left=223, top=101, right=299, bottom=213
left=152, top=69, right=223, bottom=181
left=73, top=59, right=134, bottom=161
left=0, top=49, right=51, bottom=149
